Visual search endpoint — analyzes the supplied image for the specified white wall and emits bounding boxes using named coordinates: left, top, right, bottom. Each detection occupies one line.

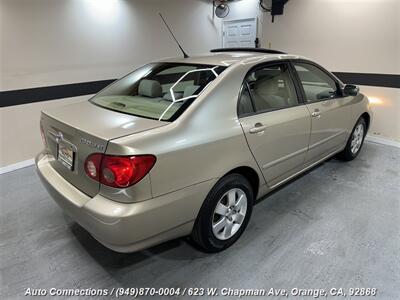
left=0, top=96, right=88, bottom=168
left=262, top=0, right=400, bottom=142
left=1, top=0, right=399, bottom=169
left=0, top=0, right=223, bottom=167
left=0, top=0, right=222, bottom=91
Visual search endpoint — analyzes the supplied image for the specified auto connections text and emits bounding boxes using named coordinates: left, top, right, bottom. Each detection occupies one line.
left=24, top=287, right=378, bottom=298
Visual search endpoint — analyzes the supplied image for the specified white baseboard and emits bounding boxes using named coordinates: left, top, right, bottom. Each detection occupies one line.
left=365, top=135, right=400, bottom=148
left=0, top=158, right=35, bottom=175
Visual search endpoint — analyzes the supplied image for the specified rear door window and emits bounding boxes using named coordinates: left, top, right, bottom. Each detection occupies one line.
left=245, top=63, right=299, bottom=113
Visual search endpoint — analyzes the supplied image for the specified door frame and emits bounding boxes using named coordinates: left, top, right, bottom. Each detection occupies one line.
left=221, top=17, right=257, bottom=48
left=237, top=60, right=312, bottom=186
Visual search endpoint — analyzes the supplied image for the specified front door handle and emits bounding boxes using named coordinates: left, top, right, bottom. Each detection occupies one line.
left=311, top=109, right=321, bottom=118
left=249, top=123, right=267, bottom=134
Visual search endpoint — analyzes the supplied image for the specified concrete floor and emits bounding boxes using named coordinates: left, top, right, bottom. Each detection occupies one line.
left=1, top=142, right=399, bottom=300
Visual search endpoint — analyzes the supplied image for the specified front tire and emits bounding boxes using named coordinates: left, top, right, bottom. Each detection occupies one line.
left=338, top=117, right=367, bottom=161
left=191, top=174, right=253, bottom=252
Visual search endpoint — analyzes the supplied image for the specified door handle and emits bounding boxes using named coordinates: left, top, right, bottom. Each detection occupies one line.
left=311, top=109, right=321, bottom=118
left=249, top=123, right=267, bottom=134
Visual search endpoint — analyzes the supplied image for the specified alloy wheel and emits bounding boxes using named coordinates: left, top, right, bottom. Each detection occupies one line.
left=351, top=124, right=364, bottom=154
left=212, top=188, right=248, bottom=240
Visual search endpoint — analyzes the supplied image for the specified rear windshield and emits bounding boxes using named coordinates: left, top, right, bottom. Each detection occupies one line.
left=90, top=63, right=226, bottom=121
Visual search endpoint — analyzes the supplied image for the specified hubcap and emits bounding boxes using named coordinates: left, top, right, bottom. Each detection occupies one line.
left=212, top=188, right=247, bottom=240
left=350, top=124, right=364, bottom=154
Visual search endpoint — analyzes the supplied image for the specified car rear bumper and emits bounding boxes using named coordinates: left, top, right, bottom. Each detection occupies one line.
left=35, top=151, right=215, bottom=252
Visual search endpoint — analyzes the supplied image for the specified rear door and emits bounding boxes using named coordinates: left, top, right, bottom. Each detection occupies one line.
left=292, top=61, right=352, bottom=164
left=238, top=62, right=311, bottom=187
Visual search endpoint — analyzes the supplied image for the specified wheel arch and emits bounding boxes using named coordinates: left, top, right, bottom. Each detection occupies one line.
left=224, top=166, right=260, bottom=200
left=360, top=112, right=371, bottom=130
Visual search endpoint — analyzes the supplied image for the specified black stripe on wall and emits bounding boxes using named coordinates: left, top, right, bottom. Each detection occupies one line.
left=0, top=73, right=398, bottom=108
left=333, top=72, right=400, bottom=89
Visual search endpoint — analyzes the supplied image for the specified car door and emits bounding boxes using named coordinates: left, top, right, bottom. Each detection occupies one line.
left=292, top=61, right=352, bottom=164
left=238, top=62, right=311, bottom=187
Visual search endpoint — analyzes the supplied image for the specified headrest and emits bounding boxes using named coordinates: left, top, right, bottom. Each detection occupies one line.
left=183, top=85, right=200, bottom=98
left=138, top=79, right=162, bottom=97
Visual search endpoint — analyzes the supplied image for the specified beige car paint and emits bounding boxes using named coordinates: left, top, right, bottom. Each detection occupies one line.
left=36, top=152, right=218, bottom=252
left=36, top=51, right=372, bottom=252
left=240, top=105, right=311, bottom=187
left=41, top=101, right=167, bottom=198
left=305, top=97, right=353, bottom=164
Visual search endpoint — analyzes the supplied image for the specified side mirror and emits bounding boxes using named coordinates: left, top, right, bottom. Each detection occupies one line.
left=343, top=84, right=359, bottom=96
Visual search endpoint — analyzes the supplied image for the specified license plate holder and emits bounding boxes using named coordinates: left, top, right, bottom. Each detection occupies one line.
left=57, top=142, right=75, bottom=171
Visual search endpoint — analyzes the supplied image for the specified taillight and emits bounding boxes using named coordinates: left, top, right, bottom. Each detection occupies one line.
left=84, top=154, right=156, bottom=188
left=84, top=153, right=102, bottom=181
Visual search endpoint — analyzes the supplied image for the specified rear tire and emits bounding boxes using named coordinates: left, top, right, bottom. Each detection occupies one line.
left=338, top=117, right=367, bottom=161
left=191, top=174, right=253, bottom=252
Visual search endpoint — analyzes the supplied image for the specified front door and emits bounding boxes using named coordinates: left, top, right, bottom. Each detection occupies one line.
left=293, top=62, right=352, bottom=163
left=238, top=62, right=311, bottom=187
left=222, top=18, right=257, bottom=48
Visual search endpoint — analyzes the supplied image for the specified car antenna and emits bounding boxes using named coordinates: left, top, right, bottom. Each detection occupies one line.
left=159, top=13, right=189, bottom=58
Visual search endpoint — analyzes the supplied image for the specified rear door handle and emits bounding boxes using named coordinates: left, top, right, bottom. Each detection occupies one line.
left=249, top=123, right=267, bottom=134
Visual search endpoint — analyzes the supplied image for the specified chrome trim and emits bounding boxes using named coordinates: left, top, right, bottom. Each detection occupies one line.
left=48, top=130, right=77, bottom=152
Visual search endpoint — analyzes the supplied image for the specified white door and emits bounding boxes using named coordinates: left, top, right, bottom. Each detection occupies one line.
left=222, top=18, right=257, bottom=48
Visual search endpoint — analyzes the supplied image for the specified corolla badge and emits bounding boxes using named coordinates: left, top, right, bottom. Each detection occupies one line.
left=80, top=137, right=105, bottom=151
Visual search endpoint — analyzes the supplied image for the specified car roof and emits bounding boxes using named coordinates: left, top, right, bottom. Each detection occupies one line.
left=158, top=50, right=306, bottom=67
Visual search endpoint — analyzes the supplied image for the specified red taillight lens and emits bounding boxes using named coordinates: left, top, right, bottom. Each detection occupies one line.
left=84, top=153, right=102, bottom=181
left=84, top=154, right=156, bottom=188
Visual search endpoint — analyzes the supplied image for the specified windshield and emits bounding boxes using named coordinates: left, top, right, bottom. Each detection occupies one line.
left=90, top=63, right=226, bottom=121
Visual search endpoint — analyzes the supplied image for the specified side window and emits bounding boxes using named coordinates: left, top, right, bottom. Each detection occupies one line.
left=238, top=84, right=254, bottom=117
left=245, top=63, right=298, bottom=112
left=294, top=63, right=339, bottom=103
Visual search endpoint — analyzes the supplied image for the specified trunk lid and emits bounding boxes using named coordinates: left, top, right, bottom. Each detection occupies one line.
left=41, top=101, right=166, bottom=197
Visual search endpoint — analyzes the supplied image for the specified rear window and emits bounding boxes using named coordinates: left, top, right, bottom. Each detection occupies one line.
left=90, top=63, right=226, bottom=121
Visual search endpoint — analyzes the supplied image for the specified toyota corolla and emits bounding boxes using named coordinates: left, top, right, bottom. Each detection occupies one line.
left=36, top=48, right=372, bottom=252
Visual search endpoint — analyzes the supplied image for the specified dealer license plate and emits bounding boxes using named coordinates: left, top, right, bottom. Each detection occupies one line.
left=57, top=142, right=74, bottom=171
